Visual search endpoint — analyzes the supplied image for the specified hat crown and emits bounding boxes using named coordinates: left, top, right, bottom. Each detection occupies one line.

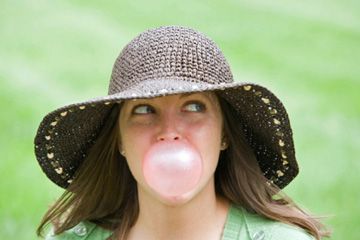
left=108, top=26, right=233, bottom=95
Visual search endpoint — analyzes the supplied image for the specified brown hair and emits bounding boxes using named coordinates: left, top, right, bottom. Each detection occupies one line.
left=215, top=96, right=330, bottom=239
left=37, top=97, right=330, bottom=239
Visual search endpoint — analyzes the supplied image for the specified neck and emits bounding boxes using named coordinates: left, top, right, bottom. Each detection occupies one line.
left=128, top=179, right=229, bottom=240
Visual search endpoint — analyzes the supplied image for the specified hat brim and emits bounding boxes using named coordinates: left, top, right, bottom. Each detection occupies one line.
left=34, top=79, right=298, bottom=189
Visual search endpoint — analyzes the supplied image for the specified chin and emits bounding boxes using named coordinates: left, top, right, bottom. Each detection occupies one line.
left=156, top=190, right=198, bottom=207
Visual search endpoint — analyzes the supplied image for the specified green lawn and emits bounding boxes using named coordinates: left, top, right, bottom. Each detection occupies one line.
left=1, top=0, right=359, bottom=239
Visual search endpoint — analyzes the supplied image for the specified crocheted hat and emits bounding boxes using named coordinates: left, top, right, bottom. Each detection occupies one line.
left=34, top=26, right=298, bottom=189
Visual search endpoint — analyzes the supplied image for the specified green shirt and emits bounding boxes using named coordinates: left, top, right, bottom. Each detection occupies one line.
left=46, top=205, right=315, bottom=240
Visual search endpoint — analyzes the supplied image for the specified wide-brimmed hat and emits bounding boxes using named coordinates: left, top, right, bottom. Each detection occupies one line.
left=34, top=26, right=298, bottom=189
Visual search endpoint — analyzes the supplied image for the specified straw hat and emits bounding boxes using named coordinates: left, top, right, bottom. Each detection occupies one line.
left=34, top=26, right=298, bottom=189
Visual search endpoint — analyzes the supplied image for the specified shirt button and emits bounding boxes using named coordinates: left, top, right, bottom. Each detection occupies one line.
left=73, top=223, right=87, bottom=236
left=252, top=230, right=265, bottom=240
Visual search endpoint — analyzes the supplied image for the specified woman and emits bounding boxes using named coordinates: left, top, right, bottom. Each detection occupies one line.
left=35, top=26, right=330, bottom=239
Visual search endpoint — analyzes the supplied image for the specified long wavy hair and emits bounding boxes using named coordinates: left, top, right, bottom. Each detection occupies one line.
left=37, top=95, right=330, bottom=239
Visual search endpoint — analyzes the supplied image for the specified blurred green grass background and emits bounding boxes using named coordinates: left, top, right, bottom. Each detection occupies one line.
left=1, top=0, right=359, bottom=239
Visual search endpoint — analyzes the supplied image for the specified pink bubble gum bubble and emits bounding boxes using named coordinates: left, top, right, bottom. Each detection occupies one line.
left=142, top=141, right=203, bottom=198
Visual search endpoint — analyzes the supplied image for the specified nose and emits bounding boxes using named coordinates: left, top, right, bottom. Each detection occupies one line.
left=156, top=113, right=182, bottom=142
left=157, top=132, right=181, bottom=141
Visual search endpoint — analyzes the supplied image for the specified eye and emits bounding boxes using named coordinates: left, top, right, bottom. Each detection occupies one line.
left=132, top=104, right=155, bottom=114
left=182, top=101, right=206, bottom=112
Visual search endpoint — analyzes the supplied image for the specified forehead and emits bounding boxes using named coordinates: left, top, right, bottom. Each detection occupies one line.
left=125, top=92, right=219, bottom=104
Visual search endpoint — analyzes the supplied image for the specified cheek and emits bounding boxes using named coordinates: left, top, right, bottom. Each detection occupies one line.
left=187, top=121, right=222, bottom=172
left=119, top=126, right=151, bottom=181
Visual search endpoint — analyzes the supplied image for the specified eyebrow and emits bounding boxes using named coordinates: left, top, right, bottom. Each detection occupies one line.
left=179, top=92, right=215, bottom=102
left=179, top=93, right=193, bottom=99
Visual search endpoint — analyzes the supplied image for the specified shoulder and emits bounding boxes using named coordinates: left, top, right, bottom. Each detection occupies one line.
left=268, top=222, right=315, bottom=240
left=227, top=205, right=315, bottom=240
left=45, top=221, right=112, bottom=240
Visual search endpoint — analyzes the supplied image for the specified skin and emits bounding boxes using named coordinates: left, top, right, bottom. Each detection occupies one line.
left=118, top=92, right=229, bottom=240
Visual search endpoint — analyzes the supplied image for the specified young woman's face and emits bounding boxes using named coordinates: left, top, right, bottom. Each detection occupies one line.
left=118, top=92, right=224, bottom=205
